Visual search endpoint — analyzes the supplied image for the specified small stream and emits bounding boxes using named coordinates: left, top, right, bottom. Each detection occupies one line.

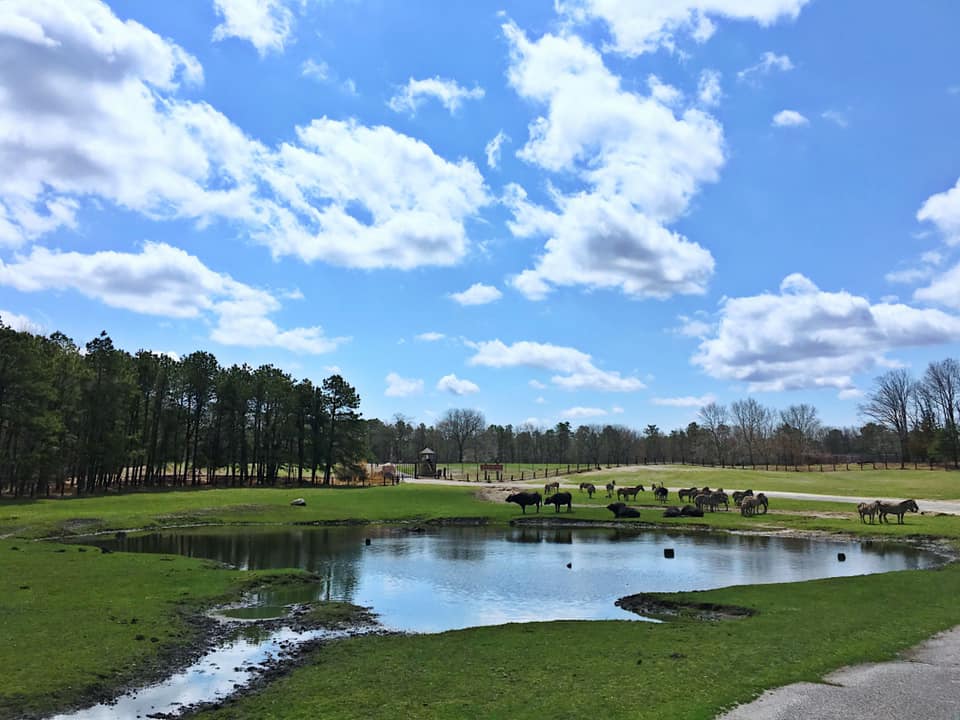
left=49, top=525, right=940, bottom=719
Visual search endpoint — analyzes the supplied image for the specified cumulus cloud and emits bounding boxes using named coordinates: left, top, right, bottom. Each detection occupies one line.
left=212, top=0, right=295, bottom=55
left=415, top=331, right=445, bottom=342
left=388, top=76, right=484, bottom=115
left=772, top=110, right=809, bottom=127
left=450, top=283, right=503, bottom=306
left=737, top=51, right=794, bottom=81
left=821, top=109, right=849, bottom=128
left=0, top=1, right=489, bottom=270
left=693, top=273, right=960, bottom=391
left=652, top=393, right=717, bottom=407
left=436, top=373, right=480, bottom=395
left=556, top=1, right=809, bottom=56
left=917, top=177, right=960, bottom=245
left=697, top=69, right=722, bottom=106
left=301, top=58, right=329, bottom=81
left=561, top=406, right=608, bottom=419
left=674, top=314, right=714, bottom=337
left=914, top=261, right=960, bottom=309
left=485, top=130, right=510, bottom=169
left=0, top=309, right=40, bottom=332
left=468, top=339, right=645, bottom=392
left=385, top=372, right=424, bottom=397
left=0, top=242, right=348, bottom=353
left=501, top=25, right=721, bottom=300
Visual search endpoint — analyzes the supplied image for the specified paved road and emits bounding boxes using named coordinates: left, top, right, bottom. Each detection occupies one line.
left=718, top=626, right=960, bottom=720
left=401, top=476, right=960, bottom=515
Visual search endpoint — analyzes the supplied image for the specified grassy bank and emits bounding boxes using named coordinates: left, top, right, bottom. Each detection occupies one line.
left=193, top=561, right=960, bottom=720
left=2, top=477, right=959, bottom=719
left=0, top=539, right=309, bottom=719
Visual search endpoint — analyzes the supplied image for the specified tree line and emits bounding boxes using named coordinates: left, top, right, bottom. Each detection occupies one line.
left=0, top=323, right=365, bottom=497
left=365, top=359, right=960, bottom=470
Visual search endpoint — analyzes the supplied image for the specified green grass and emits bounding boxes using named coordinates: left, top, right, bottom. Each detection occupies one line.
left=193, top=561, right=960, bottom=720
left=0, top=539, right=312, bottom=719
left=3, top=477, right=960, bottom=719
left=562, top=464, right=960, bottom=500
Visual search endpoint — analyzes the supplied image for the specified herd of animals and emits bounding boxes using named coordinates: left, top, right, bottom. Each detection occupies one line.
left=505, top=480, right=921, bottom=524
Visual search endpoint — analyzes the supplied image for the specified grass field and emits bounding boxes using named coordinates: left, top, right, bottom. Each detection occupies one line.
left=2, top=472, right=959, bottom=719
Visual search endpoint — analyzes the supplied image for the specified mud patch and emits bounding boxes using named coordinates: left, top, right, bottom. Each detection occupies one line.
left=616, top=593, right=756, bottom=621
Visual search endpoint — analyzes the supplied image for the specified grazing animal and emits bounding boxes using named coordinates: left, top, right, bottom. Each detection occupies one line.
left=605, top=481, right=616, bottom=498
left=617, top=485, right=641, bottom=501
left=579, top=482, right=592, bottom=493
left=755, top=493, right=768, bottom=514
left=741, top=493, right=768, bottom=517
left=711, top=491, right=729, bottom=512
left=857, top=500, right=882, bottom=524
left=583, top=483, right=597, bottom=498
left=607, top=502, right=640, bottom=519
left=506, top=491, right=542, bottom=514
left=878, top=499, right=919, bottom=525
left=654, top=486, right=668, bottom=504
left=544, top=481, right=560, bottom=495
left=678, top=487, right=699, bottom=502
left=544, top=491, right=573, bottom=513
left=694, top=493, right=714, bottom=513
left=732, top=490, right=753, bottom=506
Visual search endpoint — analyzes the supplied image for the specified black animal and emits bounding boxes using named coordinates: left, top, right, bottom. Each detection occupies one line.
left=663, top=506, right=682, bottom=518
left=607, top=502, right=640, bottom=519
left=677, top=487, right=698, bottom=502
left=654, top=486, right=668, bottom=503
left=680, top=504, right=704, bottom=517
left=583, top=483, right=597, bottom=498
left=605, top=480, right=617, bottom=498
left=506, top=491, right=541, bottom=514
left=544, top=491, right=573, bottom=512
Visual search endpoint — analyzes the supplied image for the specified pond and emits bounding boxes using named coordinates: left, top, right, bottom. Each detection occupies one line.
left=103, top=524, right=938, bottom=632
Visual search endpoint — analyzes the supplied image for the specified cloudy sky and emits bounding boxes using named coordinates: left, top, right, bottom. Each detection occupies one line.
left=2, top=0, right=959, bottom=430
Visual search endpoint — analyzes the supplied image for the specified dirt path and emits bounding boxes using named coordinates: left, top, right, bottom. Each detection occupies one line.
left=717, top=625, right=960, bottom=720
left=403, top=476, right=960, bottom=515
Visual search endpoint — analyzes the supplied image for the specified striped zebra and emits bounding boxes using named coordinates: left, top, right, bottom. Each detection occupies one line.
left=878, top=499, right=919, bottom=525
left=857, top=500, right=881, bottom=524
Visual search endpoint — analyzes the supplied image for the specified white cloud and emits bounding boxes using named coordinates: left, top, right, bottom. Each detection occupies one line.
left=535, top=396, right=546, bottom=404
left=693, top=273, right=960, bottom=391
left=611, top=406, right=624, bottom=414
left=450, top=283, right=503, bottom=306
left=652, top=393, right=717, bottom=407
left=697, top=69, right=722, bottom=106
left=838, top=388, right=864, bottom=400
left=0, top=309, right=39, bottom=332
left=821, top=109, right=849, bottom=128
left=556, top=1, right=808, bottom=56
left=674, top=314, right=714, bottom=337
left=501, top=25, right=721, bottom=300
left=436, top=373, right=480, bottom=395
left=562, top=406, right=608, bottom=419
left=737, top=51, right=794, bottom=81
left=0, top=242, right=348, bottom=354
left=917, top=177, right=960, bottom=245
left=529, top=379, right=547, bottom=389
left=388, top=76, right=484, bottom=115
left=385, top=372, right=424, bottom=397
left=0, top=2, right=489, bottom=270
left=647, top=75, right=683, bottom=106
left=914, top=261, right=960, bottom=309
left=301, top=58, right=329, bottom=81
left=415, top=331, right=445, bottom=342
left=772, top=109, right=809, bottom=127
left=212, top=0, right=295, bottom=56
left=485, top=130, right=510, bottom=169
left=468, top=339, right=645, bottom=392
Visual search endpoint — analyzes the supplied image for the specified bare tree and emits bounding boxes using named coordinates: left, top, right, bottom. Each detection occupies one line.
left=860, top=370, right=914, bottom=468
left=922, top=359, right=960, bottom=467
left=780, top=404, right=821, bottom=464
left=698, top=402, right=731, bottom=466
left=437, top=408, right=486, bottom=463
left=731, top=398, right=771, bottom=466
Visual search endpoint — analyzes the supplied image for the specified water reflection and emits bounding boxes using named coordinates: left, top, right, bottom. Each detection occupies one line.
left=103, top=526, right=938, bottom=633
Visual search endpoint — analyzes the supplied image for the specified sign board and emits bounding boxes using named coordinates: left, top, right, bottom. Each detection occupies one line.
left=480, top=464, right=503, bottom=472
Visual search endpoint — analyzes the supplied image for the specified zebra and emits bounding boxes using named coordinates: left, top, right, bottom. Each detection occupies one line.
left=732, top=489, right=753, bottom=506
left=740, top=493, right=769, bottom=517
left=605, top=480, right=616, bottom=498
left=583, top=483, right=597, bottom=498
left=878, top=499, right=919, bottom=525
left=617, top=485, right=642, bottom=501
left=544, top=481, right=560, bottom=495
left=857, top=500, right=882, bottom=524
left=677, top=487, right=699, bottom=502
left=654, top=485, right=669, bottom=504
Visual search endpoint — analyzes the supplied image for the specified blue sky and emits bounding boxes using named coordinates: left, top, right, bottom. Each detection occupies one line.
left=2, top=0, right=960, bottom=431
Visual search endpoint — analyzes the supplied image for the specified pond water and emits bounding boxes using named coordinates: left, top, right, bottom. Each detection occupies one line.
left=103, top=525, right=938, bottom=632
